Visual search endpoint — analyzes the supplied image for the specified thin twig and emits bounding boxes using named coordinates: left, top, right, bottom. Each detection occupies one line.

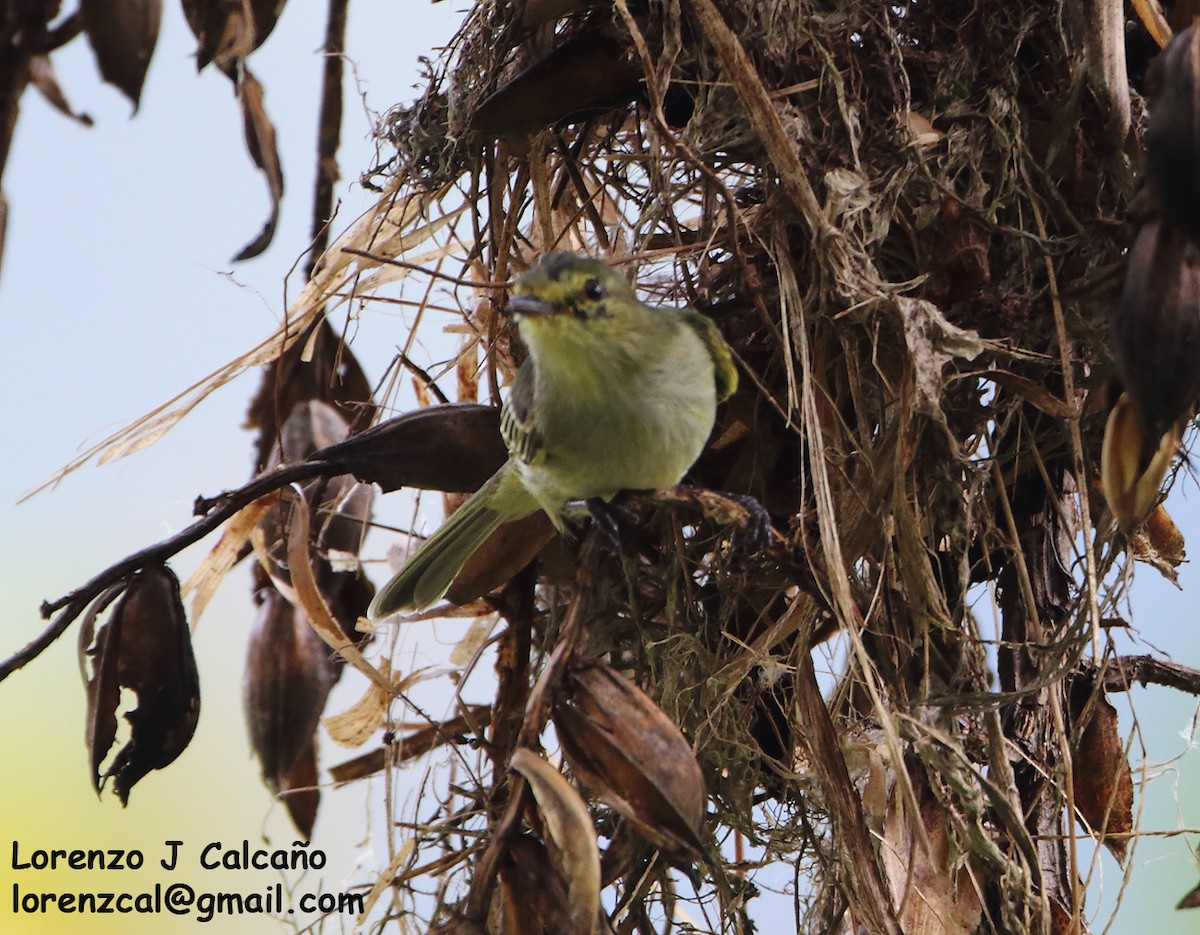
left=340, top=247, right=511, bottom=289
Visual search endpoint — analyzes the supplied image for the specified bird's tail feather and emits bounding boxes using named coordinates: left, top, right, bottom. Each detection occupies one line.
left=368, top=465, right=537, bottom=617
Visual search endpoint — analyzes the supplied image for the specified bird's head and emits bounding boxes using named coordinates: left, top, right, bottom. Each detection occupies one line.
left=507, top=253, right=642, bottom=340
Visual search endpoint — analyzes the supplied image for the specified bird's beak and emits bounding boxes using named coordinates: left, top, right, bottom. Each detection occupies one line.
left=507, top=294, right=558, bottom=317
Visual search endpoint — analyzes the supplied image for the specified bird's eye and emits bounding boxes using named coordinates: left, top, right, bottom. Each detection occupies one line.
left=583, top=278, right=607, bottom=301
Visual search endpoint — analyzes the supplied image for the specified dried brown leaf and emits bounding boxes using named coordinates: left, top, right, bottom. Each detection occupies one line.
left=78, top=566, right=199, bottom=804
left=29, top=55, right=93, bottom=126
left=1177, top=879, right=1200, bottom=909
left=284, top=493, right=389, bottom=692
left=182, top=0, right=283, bottom=72
left=1129, top=502, right=1186, bottom=584
left=80, top=0, right=161, bottom=109
left=553, top=659, right=705, bottom=860
left=233, top=67, right=283, bottom=260
left=880, top=795, right=983, bottom=934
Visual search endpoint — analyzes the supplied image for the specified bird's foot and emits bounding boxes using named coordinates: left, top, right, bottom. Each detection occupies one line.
left=585, top=497, right=623, bottom=550
left=649, top=486, right=774, bottom=552
left=714, top=491, right=773, bottom=553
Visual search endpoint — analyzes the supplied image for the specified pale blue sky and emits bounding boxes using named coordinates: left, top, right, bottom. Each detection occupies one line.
left=2, top=4, right=1199, bottom=931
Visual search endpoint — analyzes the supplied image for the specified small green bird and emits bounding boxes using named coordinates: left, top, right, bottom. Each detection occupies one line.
left=367, top=252, right=738, bottom=617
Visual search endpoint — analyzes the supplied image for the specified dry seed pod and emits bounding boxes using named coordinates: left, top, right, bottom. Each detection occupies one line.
left=1112, top=219, right=1200, bottom=441
left=509, top=749, right=601, bottom=935
left=552, top=660, right=706, bottom=860
left=1146, top=25, right=1200, bottom=244
left=1100, top=392, right=1179, bottom=532
left=78, top=566, right=200, bottom=804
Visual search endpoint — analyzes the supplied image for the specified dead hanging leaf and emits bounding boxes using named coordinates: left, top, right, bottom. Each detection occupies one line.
left=510, top=749, right=600, bottom=935
left=1069, top=677, right=1134, bottom=862
left=80, top=0, right=161, bottom=110
left=284, top=492, right=389, bottom=692
left=245, top=320, right=376, bottom=473
left=244, top=588, right=340, bottom=794
left=498, top=834, right=575, bottom=935
left=28, top=55, right=94, bottom=126
left=1100, top=392, right=1178, bottom=532
left=1129, top=502, right=1187, bottom=584
left=233, top=67, right=283, bottom=260
left=1113, top=220, right=1200, bottom=440
left=552, top=659, right=706, bottom=860
left=78, top=565, right=200, bottom=804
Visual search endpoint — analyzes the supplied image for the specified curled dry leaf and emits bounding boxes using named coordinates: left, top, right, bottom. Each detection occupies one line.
left=880, top=794, right=983, bottom=934
left=80, top=0, right=161, bottom=109
left=321, top=661, right=392, bottom=748
left=552, top=659, right=706, bottom=860
left=1069, top=677, right=1134, bottom=862
left=284, top=493, right=389, bottom=692
left=1112, top=220, right=1200, bottom=441
left=244, top=588, right=340, bottom=794
left=1147, top=26, right=1200, bottom=244
left=233, top=67, right=283, bottom=261
left=28, top=55, right=93, bottom=126
left=509, top=748, right=600, bottom=935
left=1129, top=502, right=1186, bottom=584
left=78, top=566, right=200, bottom=804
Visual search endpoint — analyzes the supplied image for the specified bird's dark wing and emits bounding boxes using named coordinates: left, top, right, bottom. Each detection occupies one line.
left=500, top=358, right=544, bottom=465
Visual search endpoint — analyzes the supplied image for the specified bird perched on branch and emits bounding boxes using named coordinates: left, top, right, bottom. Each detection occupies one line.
left=368, top=252, right=739, bottom=617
